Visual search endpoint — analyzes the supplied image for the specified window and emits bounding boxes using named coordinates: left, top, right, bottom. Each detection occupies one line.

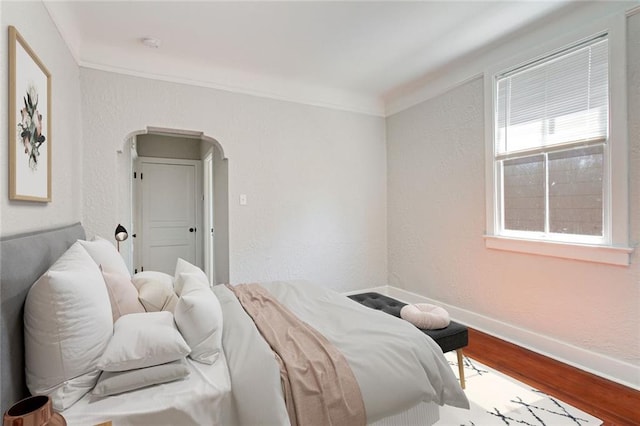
left=495, top=36, right=608, bottom=244
left=484, top=19, right=632, bottom=265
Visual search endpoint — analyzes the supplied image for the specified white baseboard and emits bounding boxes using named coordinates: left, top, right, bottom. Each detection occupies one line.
left=355, top=285, right=639, bottom=391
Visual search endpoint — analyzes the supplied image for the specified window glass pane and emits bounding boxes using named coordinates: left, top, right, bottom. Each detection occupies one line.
left=503, top=155, right=545, bottom=232
left=548, top=145, right=603, bottom=236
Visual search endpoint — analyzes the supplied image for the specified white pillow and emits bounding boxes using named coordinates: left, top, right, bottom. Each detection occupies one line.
left=131, top=270, right=174, bottom=291
left=101, top=270, right=145, bottom=322
left=92, top=359, right=190, bottom=396
left=138, top=280, right=179, bottom=313
left=175, top=272, right=209, bottom=295
left=78, top=236, right=130, bottom=278
left=174, top=258, right=208, bottom=295
left=97, top=311, right=190, bottom=372
left=25, top=242, right=113, bottom=410
left=174, top=275, right=223, bottom=365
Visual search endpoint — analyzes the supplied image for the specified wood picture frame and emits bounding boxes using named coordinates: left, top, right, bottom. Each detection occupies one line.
left=8, top=26, right=52, bottom=202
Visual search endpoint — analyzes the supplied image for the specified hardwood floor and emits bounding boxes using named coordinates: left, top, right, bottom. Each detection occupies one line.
left=463, top=328, right=640, bottom=426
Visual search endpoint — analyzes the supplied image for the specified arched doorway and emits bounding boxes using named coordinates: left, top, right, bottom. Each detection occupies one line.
left=119, top=127, right=229, bottom=284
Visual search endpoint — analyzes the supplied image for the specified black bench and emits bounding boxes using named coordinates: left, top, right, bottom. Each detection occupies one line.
left=348, top=292, right=468, bottom=388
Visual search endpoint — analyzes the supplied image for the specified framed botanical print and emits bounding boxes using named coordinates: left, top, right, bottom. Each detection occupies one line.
left=8, top=26, right=52, bottom=202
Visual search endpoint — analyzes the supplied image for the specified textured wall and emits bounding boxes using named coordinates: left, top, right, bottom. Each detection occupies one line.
left=629, top=13, right=640, bottom=283
left=80, top=69, right=387, bottom=291
left=387, top=14, right=640, bottom=384
left=0, top=1, right=82, bottom=237
left=213, top=148, right=230, bottom=284
left=136, top=134, right=202, bottom=160
left=0, top=0, right=83, bottom=410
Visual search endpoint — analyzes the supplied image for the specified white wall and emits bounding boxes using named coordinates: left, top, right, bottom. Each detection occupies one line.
left=387, top=10, right=640, bottom=388
left=0, top=1, right=82, bottom=237
left=136, top=134, right=202, bottom=160
left=213, top=147, right=230, bottom=284
left=198, top=138, right=230, bottom=284
left=80, top=69, right=387, bottom=292
left=0, top=0, right=83, bottom=410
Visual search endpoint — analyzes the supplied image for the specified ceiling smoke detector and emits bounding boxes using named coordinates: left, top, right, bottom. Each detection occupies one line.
left=141, top=37, right=161, bottom=48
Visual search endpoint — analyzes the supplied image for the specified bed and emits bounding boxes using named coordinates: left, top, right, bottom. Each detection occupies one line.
left=1, top=223, right=468, bottom=425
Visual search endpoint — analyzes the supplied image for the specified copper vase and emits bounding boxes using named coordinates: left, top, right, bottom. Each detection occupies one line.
left=3, top=395, right=66, bottom=426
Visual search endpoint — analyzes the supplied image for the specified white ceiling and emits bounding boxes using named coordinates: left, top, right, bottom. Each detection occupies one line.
left=44, top=1, right=577, bottom=115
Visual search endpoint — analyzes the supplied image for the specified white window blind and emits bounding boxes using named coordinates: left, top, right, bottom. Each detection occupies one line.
left=496, top=36, right=608, bottom=155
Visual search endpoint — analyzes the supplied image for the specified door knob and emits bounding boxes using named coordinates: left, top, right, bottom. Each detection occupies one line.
left=189, top=227, right=195, bottom=232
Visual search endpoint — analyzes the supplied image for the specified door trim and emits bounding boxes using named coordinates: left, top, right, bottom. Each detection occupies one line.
left=203, top=149, right=216, bottom=284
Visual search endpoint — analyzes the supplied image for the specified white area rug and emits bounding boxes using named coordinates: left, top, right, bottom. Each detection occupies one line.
left=438, top=352, right=603, bottom=426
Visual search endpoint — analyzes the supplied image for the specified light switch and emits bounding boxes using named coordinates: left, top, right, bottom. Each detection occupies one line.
left=239, top=194, right=247, bottom=205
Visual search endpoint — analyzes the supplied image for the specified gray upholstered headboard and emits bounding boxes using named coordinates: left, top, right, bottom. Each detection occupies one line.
left=0, top=222, right=85, bottom=412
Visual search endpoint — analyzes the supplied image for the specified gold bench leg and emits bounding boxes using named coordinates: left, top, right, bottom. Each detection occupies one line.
left=456, top=349, right=466, bottom=389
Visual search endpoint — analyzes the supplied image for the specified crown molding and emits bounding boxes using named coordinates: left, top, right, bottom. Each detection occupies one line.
left=79, top=61, right=385, bottom=117
left=627, top=5, right=640, bottom=16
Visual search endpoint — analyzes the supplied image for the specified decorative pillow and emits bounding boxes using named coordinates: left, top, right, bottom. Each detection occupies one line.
left=78, top=236, right=130, bottom=278
left=101, top=270, right=145, bottom=322
left=131, top=270, right=174, bottom=291
left=174, top=258, right=208, bottom=295
left=175, top=271, right=209, bottom=295
left=174, top=275, right=223, bottom=365
left=400, top=304, right=450, bottom=330
left=137, top=280, right=179, bottom=313
left=97, top=311, right=190, bottom=372
left=24, top=242, right=113, bottom=410
left=92, top=359, right=190, bottom=396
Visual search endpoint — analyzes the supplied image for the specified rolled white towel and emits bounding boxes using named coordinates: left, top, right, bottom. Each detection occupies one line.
left=400, top=303, right=450, bottom=330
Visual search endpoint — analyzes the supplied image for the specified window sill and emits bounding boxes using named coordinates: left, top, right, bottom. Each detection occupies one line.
left=484, top=235, right=633, bottom=266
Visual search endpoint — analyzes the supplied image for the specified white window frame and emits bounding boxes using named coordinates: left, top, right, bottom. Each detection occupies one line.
left=484, top=13, right=632, bottom=266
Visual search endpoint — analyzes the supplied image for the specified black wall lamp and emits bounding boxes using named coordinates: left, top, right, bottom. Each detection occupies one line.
left=114, top=224, right=128, bottom=252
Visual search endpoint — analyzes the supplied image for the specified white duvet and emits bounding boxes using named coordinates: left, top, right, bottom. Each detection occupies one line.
left=215, top=281, right=469, bottom=425
left=63, top=281, right=468, bottom=425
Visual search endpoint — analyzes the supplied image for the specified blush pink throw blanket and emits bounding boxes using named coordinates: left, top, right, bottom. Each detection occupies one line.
left=228, top=283, right=366, bottom=426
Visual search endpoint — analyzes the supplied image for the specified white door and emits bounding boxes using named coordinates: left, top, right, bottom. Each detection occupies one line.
left=139, top=158, right=200, bottom=274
